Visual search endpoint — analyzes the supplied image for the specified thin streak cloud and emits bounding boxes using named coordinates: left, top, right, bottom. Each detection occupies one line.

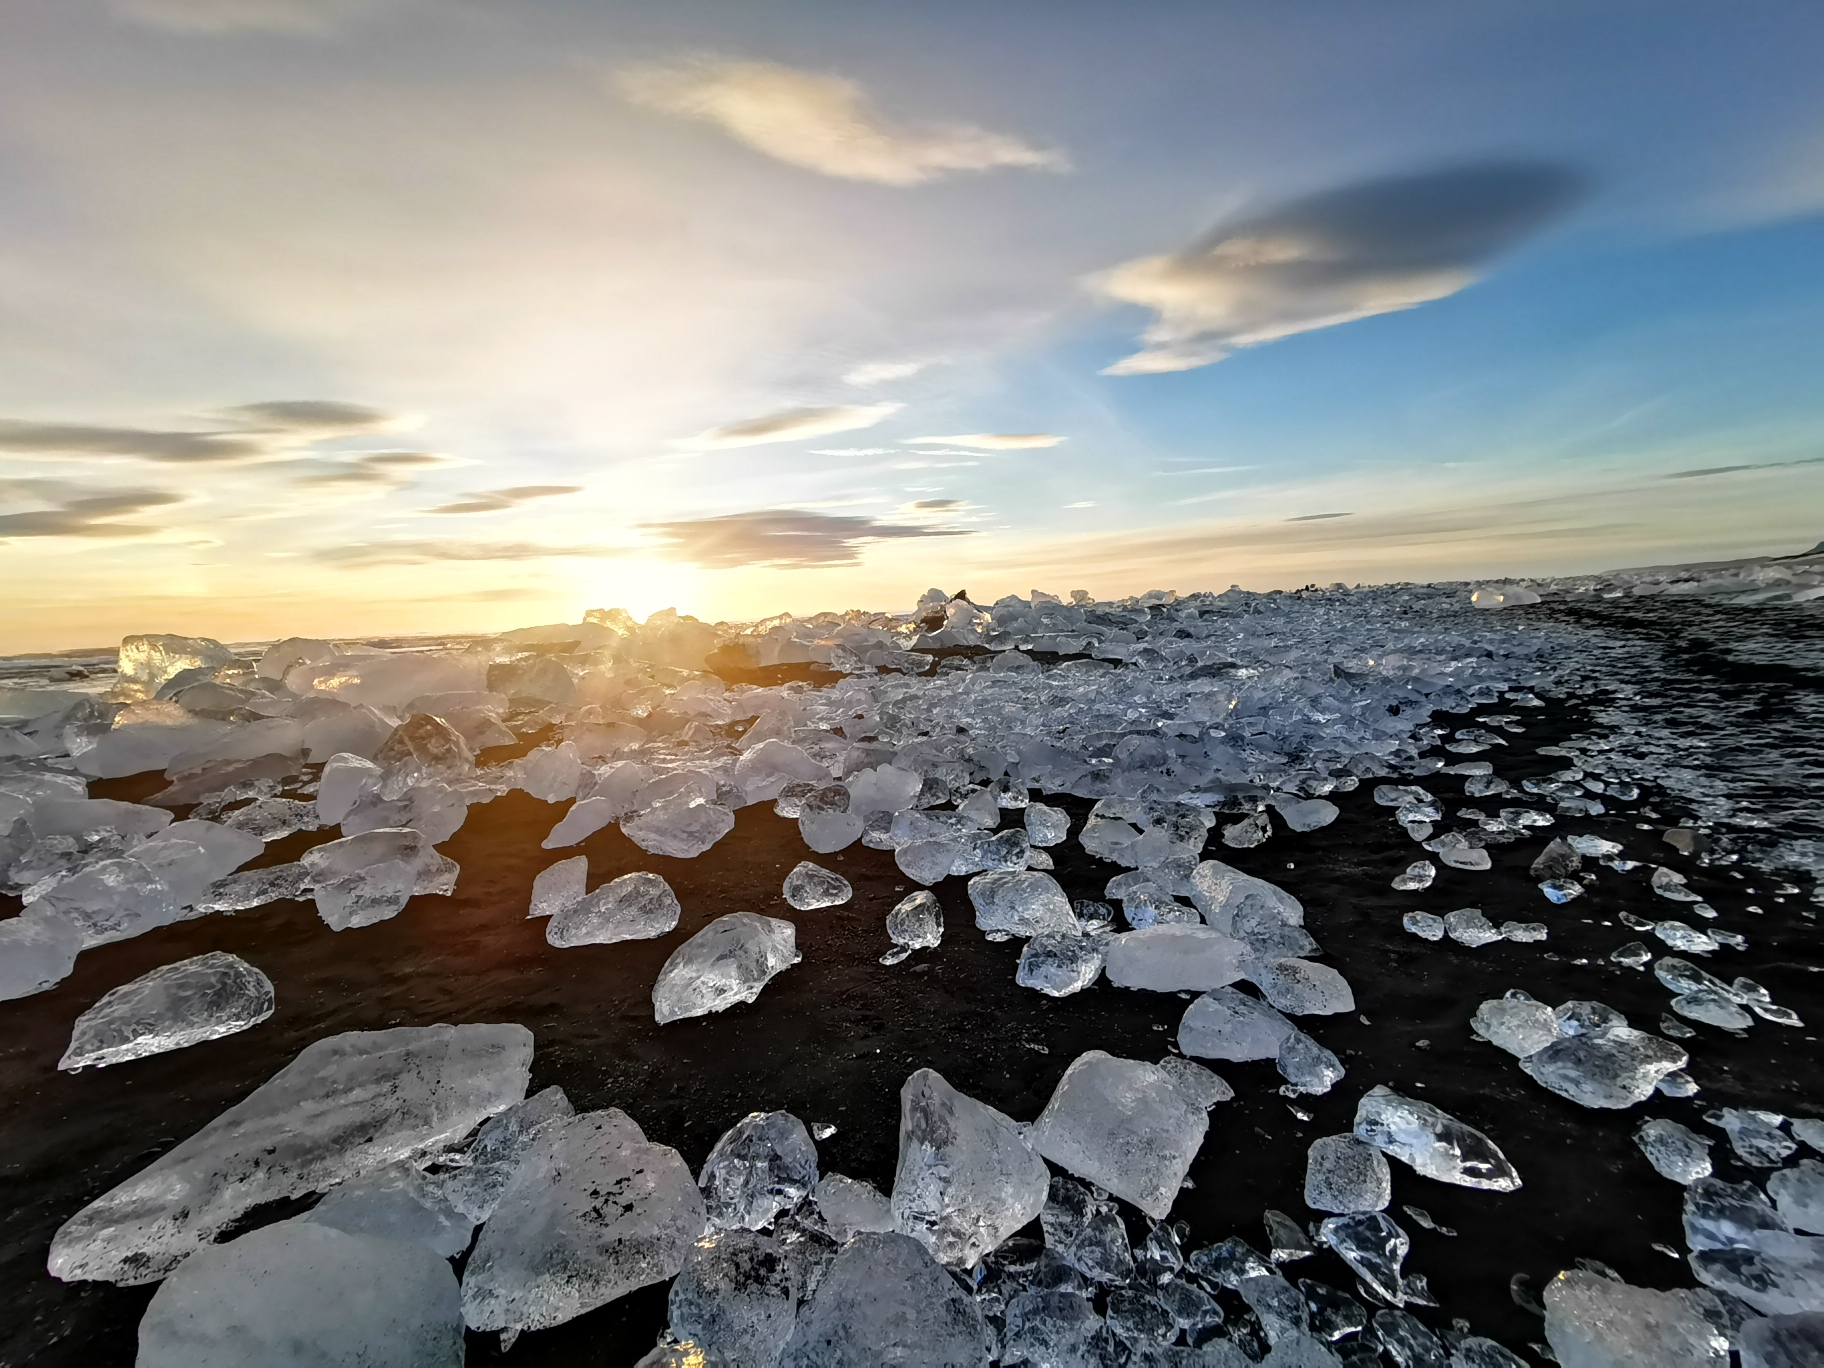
left=423, top=485, right=585, bottom=515
left=674, top=402, right=901, bottom=451
left=906, top=433, right=1063, bottom=450
left=641, top=508, right=972, bottom=568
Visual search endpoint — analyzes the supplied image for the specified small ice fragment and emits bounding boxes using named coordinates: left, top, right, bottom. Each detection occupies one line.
left=1393, top=861, right=1435, bottom=891
left=1221, top=811, right=1270, bottom=848
left=1024, top=803, right=1070, bottom=847
left=1651, top=866, right=1705, bottom=902
left=1016, top=932, right=1105, bottom=997
left=1029, top=1051, right=1209, bottom=1220
left=548, top=871, right=681, bottom=947
left=1304, top=1134, right=1392, bottom=1213
left=1445, top=908, right=1504, bottom=947
left=1540, top=878, right=1584, bottom=904
left=1500, top=920, right=1548, bottom=942
left=1263, top=1209, right=1315, bottom=1262
left=1707, top=1108, right=1797, bottom=1166
left=1635, top=1118, right=1714, bottom=1185
left=651, top=914, right=799, bottom=1023
left=699, top=1110, right=819, bottom=1231
left=1661, top=1014, right=1698, bottom=1039
left=888, top=1068, right=1048, bottom=1268
left=1672, top=989, right=1754, bottom=1030
left=1472, top=994, right=1559, bottom=1058
left=528, top=855, right=587, bottom=919
left=1656, top=921, right=1719, bottom=954
left=1400, top=1205, right=1455, bottom=1236
left=1277, top=1030, right=1345, bottom=1096
left=1319, top=1211, right=1408, bottom=1304
left=1354, top=1085, right=1521, bottom=1191
left=1178, top=986, right=1296, bottom=1061
left=1251, top=958, right=1355, bottom=1015
left=1404, top=911, right=1445, bottom=941
left=886, top=889, right=943, bottom=950
left=1657, top=1070, right=1700, bottom=1098
left=782, top=861, right=852, bottom=910
left=59, top=951, right=274, bottom=1071
left=1156, top=1056, right=1233, bottom=1109
left=1611, top=941, right=1654, bottom=969
left=1567, top=835, right=1622, bottom=857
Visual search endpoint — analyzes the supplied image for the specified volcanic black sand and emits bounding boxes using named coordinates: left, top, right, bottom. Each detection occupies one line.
left=3, top=684, right=1821, bottom=1366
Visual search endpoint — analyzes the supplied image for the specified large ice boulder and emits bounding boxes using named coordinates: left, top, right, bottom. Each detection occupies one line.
left=460, top=1109, right=706, bottom=1336
left=779, top=1231, right=991, bottom=1367
left=1029, top=1051, right=1208, bottom=1220
left=49, top=1023, right=533, bottom=1284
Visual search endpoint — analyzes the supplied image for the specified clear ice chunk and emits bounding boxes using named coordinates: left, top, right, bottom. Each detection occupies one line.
left=1274, top=797, right=1339, bottom=832
left=1319, top=1212, right=1409, bottom=1304
left=33, top=857, right=179, bottom=948
left=1024, top=803, right=1070, bottom=847
left=1179, top=986, right=1297, bottom=1061
left=798, top=811, right=863, bottom=853
left=528, top=854, right=587, bottom=918
left=1157, top=1055, right=1234, bottom=1109
left=1029, top=1051, right=1209, bottom=1220
left=1672, top=989, right=1754, bottom=1030
left=782, top=861, right=852, bottom=910
left=1000, top=1287, right=1105, bottom=1367
left=299, top=827, right=457, bottom=931
left=1104, top=925, right=1250, bottom=992
left=1542, top=1268, right=1728, bottom=1368
left=966, top=870, right=1079, bottom=938
left=1444, top=908, right=1503, bottom=946
left=1520, top=1027, right=1688, bottom=1109
left=668, top=1228, right=800, bottom=1368
left=1472, top=994, right=1559, bottom=1058
left=886, top=889, right=943, bottom=949
left=542, top=795, right=621, bottom=849
left=1404, top=911, right=1446, bottom=940
left=1191, top=859, right=1305, bottom=933
left=1278, top=1030, right=1346, bottom=1095
left=888, top=1067, right=1048, bottom=1268
left=1353, top=1084, right=1521, bottom=1192
left=808, top=1173, right=895, bottom=1243
left=1392, top=861, right=1436, bottom=891
left=58, top=950, right=274, bottom=1071
left=0, top=907, right=82, bottom=1001
left=699, top=1110, right=819, bottom=1231
left=1708, top=1108, right=1797, bottom=1166
left=1769, top=1161, right=1824, bottom=1234
left=778, top=1231, right=990, bottom=1366
left=435, top=1085, right=576, bottom=1222
left=625, top=796, right=736, bottom=858
left=304, top=1160, right=475, bottom=1256
left=894, top=838, right=963, bottom=885
left=1016, top=932, right=1106, bottom=996
left=194, top=861, right=309, bottom=914
left=652, top=913, right=800, bottom=1024
left=548, top=870, right=681, bottom=947
left=1634, top=1118, right=1714, bottom=1184
left=135, top=1220, right=464, bottom=1368
left=1251, top=958, right=1356, bottom=1015
left=461, top=1108, right=706, bottom=1335
left=1304, top=1134, right=1392, bottom=1213
left=49, top=1022, right=532, bottom=1284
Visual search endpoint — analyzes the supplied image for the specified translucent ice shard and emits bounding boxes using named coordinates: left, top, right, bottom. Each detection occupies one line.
left=49, top=1022, right=532, bottom=1284
left=889, top=1067, right=1048, bottom=1268
left=194, top=861, right=309, bottom=914
left=1251, top=958, right=1355, bottom=1015
left=1319, top=1211, right=1408, bottom=1304
left=303, top=1160, right=475, bottom=1257
left=668, top=1228, right=800, bottom=1368
left=1179, top=985, right=1297, bottom=1061
left=1472, top=993, right=1559, bottom=1058
left=1769, top=1161, right=1824, bottom=1234
left=548, top=871, right=681, bottom=947
left=0, top=907, right=82, bottom=1001
left=782, top=861, right=852, bottom=910
left=885, top=889, right=943, bottom=951
left=33, top=857, right=179, bottom=947
left=1304, top=1134, right=1392, bottom=1213
left=778, top=1231, right=990, bottom=1366
left=1444, top=908, right=1503, bottom=946
left=966, top=869, right=1079, bottom=937
left=1353, top=1084, right=1521, bottom=1192
left=435, top=1085, right=576, bottom=1223
left=1103, top=925, right=1250, bottom=992
left=1024, top=803, right=1070, bottom=847
left=59, top=951, right=274, bottom=1071
left=1278, top=1030, right=1346, bottom=1095
left=808, top=1174, right=895, bottom=1243
left=1542, top=1268, right=1728, bottom=1368
left=1190, top=859, right=1305, bottom=933
left=1157, top=1056, right=1234, bottom=1109
left=699, top=1110, right=819, bottom=1231
left=299, top=827, right=457, bottom=931
left=1404, top=911, right=1446, bottom=941
left=461, top=1109, right=706, bottom=1335
left=1521, top=1027, right=1687, bottom=1109
left=1016, top=931, right=1106, bottom=996
left=1030, top=1051, right=1209, bottom=1220
left=1393, top=861, right=1436, bottom=891
left=1274, top=797, right=1339, bottom=832
left=652, top=913, right=800, bottom=1024
left=528, top=854, right=587, bottom=918
left=1635, top=1118, right=1714, bottom=1184
left=135, top=1221, right=464, bottom=1368
left=1708, top=1108, right=1797, bottom=1166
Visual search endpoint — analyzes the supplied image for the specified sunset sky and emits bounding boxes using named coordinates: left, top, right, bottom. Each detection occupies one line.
left=2, top=0, right=1823, bottom=650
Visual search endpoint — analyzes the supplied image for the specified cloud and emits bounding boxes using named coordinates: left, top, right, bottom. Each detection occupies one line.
left=1662, top=455, right=1824, bottom=479
left=0, top=480, right=185, bottom=541
left=0, top=399, right=414, bottom=465
left=1287, top=511, right=1353, bottom=521
left=313, top=539, right=620, bottom=567
left=1154, top=465, right=1258, bottom=477
left=909, top=498, right=967, bottom=511
left=109, top=0, right=393, bottom=35
left=674, top=402, right=901, bottom=451
left=424, top=485, right=585, bottom=515
left=906, top=433, right=1063, bottom=450
left=615, top=57, right=1067, bottom=186
left=641, top=508, right=972, bottom=569
left=218, top=399, right=408, bottom=437
left=1065, top=501, right=1097, bottom=508
left=808, top=447, right=897, bottom=457
left=1098, top=162, right=1585, bottom=375
left=845, top=359, right=932, bottom=387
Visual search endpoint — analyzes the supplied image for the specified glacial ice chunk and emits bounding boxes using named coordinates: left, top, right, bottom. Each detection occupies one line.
left=699, top=1111, right=819, bottom=1231
left=894, top=838, right=962, bottom=885
left=1444, top=908, right=1503, bottom=946
left=889, top=1067, right=1048, bottom=1268
left=1520, top=1028, right=1687, bottom=1109
left=1278, top=1030, right=1346, bottom=1095
left=1191, top=859, right=1304, bottom=933
left=1770, top=1160, right=1824, bottom=1233
left=625, top=796, right=736, bottom=858
left=886, top=889, right=944, bottom=950
left=1404, top=911, right=1446, bottom=941
left=1353, top=1085, right=1521, bottom=1192
left=1304, top=1135, right=1391, bottom=1213
left=135, top=1220, right=464, bottom=1368
left=194, top=861, right=309, bottom=914
left=528, top=854, right=587, bottom=918
left=316, top=753, right=381, bottom=825
left=652, top=913, right=800, bottom=1024
left=799, top=811, right=863, bottom=853
left=783, top=861, right=852, bottom=910
left=1635, top=1118, right=1714, bottom=1185
left=300, top=827, right=457, bottom=931
left=1542, top=1268, right=1728, bottom=1368
left=1252, top=958, right=1355, bottom=1015
left=1274, top=797, right=1339, bottom=832
left=779, top=1231, right=990, bottom=1367
left=1103, top=924, right=1250, bottom=992
left=542, top=796, right=621, bottom=849
left=1392, top=861, right=1436, bottom=891
left=1739, top=1313, right=1824, bottom=1368
left=304, top=1161, right=475, bottom=1257
left=548, top=870, right=681, bottom=947
left=1025, top=803, right=1070, bottom=847
left=461, top=1109, right=706, bottom=1335
left=33, top=857, right=179, bottom=947
left=1709, top=1108, right=1798, bottom=1166
left=435, top=1085, right=576, bottom=1223
left=1030, top=1051, right=1209, bottom=1220
left=809, top=1174, right=895, bottom=1243
left=967, top=869, right=1079, bottom=937
left=1016, top=932, right=1106, bottom=996
left=59, top=951, right=274, bottom=1071
left=1472, top=994, right=1559, bottom=1058
left=1158, top=1056, right=1234, bottom=1109
left=0, top=907, right=82, bottom=1001
left=49, top=1022, right=533, bottom=1284
left=1318, top=1212, right=1408, bottom=1304
left=118, top=632, right=238, bottom=699
left=668, top=1228, right=800, bottom=1368
left=1179, top=986, right=1297, bottom=1061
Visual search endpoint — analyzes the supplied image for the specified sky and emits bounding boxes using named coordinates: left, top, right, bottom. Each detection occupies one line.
left=2, top=0, right=1823, bottom=650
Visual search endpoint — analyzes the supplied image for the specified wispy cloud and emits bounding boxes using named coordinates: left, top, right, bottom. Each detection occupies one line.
left=906, top=433, right=1063, bottom=450
left=109, top=0, right=395, bottom=35
left=808, top=447, right=897, bottom=457
left=845, top=359, right=933, bottom=387
left=0, top=400, right=414, bottom=465
left=313, top=539, right=620, bottom=567
left=1098, top=163, right=1585, bottom=375
left=674, top=402, right=901, bottom=451
left=0, top=480, right=186, bottom=541
left=1153, top=464, right=1259, bottom=477
left=423, top=485, right=584, bottom=515
left=1661, top=455, right=1824, bottom=479
left=218, top=399, right=410, bottom=437
left=615, top=57, right=1067, bottom=186
left=641, top=508, right=971, bottom=568
left=1286, top=511, right=1353, bottom=521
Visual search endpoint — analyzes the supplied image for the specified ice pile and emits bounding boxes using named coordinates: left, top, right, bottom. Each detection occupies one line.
left=1472, top=990, right=1690, bottom=1108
